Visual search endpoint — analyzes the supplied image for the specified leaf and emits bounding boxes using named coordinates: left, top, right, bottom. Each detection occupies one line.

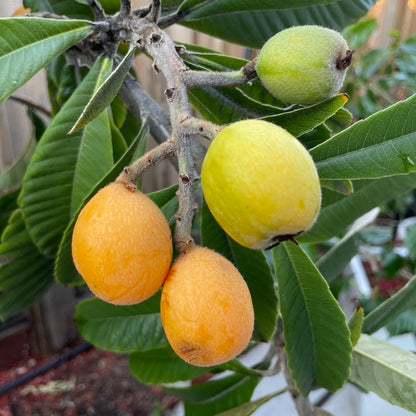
left=69, top=48, right=135, bottom=134
left=181, top=0, right=378, bottom=49
left=129, top=348, right=210, bottom=384
left=0, top=18, right=92, bottom=103
left=55, top=122, right=149, bottom=286
left=350, top=334, right=416, bottom=413
left=187, top=0, right=337, bottom=18
left=0, top=210, right=54, bottom=321
left=201, top=202, right=278, bottom=342
left=24, top=0, right=93, bottom=19
left=0, top=190, right=19, bottom=234
left=75, top=294, right=168, bottom=352
left=262, top=94, right=349, bottom=137
left=311, top=94, right=416, bottom=180
left=19, top=57, right=114, bottom=258
left=386, top=308, right=416, bottom=337
left=0, top=134, right=36, bottom=193
left=315, top=208, right=379, bottom=283
left=362, top=275, right=416, bottom=334
left=301, top=173, right=416, bottom=243
left=348, top=305, right=364, bottom=347
left=148, top=184, right=179, bottom=227
left=273, top=242, right=352, bottom=395
left=164, top=373, right=260, bottom=416
left=216, top=390, right=286, bottom=416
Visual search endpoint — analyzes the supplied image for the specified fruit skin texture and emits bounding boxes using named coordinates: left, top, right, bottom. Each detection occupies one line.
left=256, top=25, right=352, bottom=105
left=201, top=119, right=321, bottom=250
left=161, top=247, right=254, bottom=367
left=72, top=182, right=172, bottom=305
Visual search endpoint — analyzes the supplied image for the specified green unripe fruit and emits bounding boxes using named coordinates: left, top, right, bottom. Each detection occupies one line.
left=201, top=120, right=321, bottom=250
left=256, top=25, right=353, bottom=105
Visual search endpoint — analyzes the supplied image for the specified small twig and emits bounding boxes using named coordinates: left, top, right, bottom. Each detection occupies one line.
left=183, top=69, right=248, bottom=89
left=9, top=95, right=51, bottom=118
left=116, top=138, right=177, bottom=187
left=120, top=0, right=131, bottom=16
left=87, top=0, right=106, bottom=20
left=148, top=0, right=161, bottom=23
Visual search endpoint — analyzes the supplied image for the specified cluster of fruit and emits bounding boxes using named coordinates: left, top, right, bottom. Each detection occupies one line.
left=71, top=25, right=351, bottom=367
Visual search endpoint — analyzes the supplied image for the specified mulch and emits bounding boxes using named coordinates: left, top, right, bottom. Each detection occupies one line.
left=0, top=340, right=180, bottom=416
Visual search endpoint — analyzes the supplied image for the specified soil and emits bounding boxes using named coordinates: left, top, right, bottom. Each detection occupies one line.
left=0, top=340, right=180, bottom=416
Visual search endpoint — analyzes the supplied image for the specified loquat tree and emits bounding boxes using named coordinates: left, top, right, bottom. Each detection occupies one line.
left=0, top=0, right=416, bottom=414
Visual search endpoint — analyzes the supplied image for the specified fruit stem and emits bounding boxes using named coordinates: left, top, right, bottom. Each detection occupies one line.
left=135, top=21, right=199, bottom=254
left=183, top=69, right=249, bottom=89
left=116, top=137, right=176, bottom=187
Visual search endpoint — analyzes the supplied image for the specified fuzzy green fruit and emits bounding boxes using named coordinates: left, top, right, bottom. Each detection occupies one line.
left=256, top=25, right=353, bottom=105
left=201, top=120, right=321, bottom=250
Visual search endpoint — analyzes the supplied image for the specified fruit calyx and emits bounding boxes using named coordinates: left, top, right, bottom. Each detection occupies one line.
left=265, top=231, right=303, bottom=250
left=336, top=49, right=355, bottom=71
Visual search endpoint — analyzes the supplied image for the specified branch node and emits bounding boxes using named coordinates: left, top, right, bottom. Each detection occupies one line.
left=165, top=88, right=176, bottom=102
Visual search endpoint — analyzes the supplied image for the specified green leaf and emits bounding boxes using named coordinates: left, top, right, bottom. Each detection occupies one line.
left=0, top=134, right=36, bottom=193
left=216, top=390, right=286, bottom=416
left=315, top=208, right=379, bottom=283
left=164, top=373, right=260, bottom=415
left=24, top=0, right=93, bottom=19
left=311, top=94, right=416, bottom=180
left=386, top=308, right=416, bottom=337
left=0, top=190, right=19, bottom=234
left=148, top=184, right=179, bottom=227
left=75, top=294, right=168, bottom=352
left=201, top=202, right=278, bottom=342
left=342, top=18, right=378, bottom=50
left=129, top=348, right=210, bottom=384
left=262, top=94, right=349, bottom=137
left=19, top=57, right=114, bottom=258
left=301, top=173, right=416, bottom=243
left=0, top=18, right=92, bottom=104
left=350, top=334, right=416, bottom=413
left=181, top=0, right=378, bottom=49
left=362, top=275, right=416, bottom=334
left=69, top=48, right=135, bottom=134
left=273, top=242, right=352, bottom=395
left=187, top=0, right=337, bottom=18
left=348, top=305, right=364, bottom=347
left=0, top=210, right=54, bottom=321
left=54, top=122, right=149, bottom=286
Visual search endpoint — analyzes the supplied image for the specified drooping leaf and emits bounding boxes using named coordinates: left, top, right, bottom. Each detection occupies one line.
left=315, top=208, right=379, bottom=283
left=130, top=347, right=210, bottom=384
left=164, top=373, right=260, bottom=416
left=75, top=294, right=168, bottom=352
left=350, top=334, right=416, bottom=413
left=301, top=173, right=416, bottom=243
left=0, top=134, right=36, bottom=193
left=0, top=210, right=54, bottom=321
left=273, top=242, right=352, bottom=395
left=54, top=122, right=149, bottom=286
left=19, top=57, right=114, bottom=258
left=201, top=202, right=278, bottom=342
left=69, top=48, right=135, bottom=134
left=0, top=17, right=92, bottom=103
left=311, top=94, right=416, bottom=179
left=180, top=0, right=378, bottom=49
left=362, top=275, right=416, bottom=334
